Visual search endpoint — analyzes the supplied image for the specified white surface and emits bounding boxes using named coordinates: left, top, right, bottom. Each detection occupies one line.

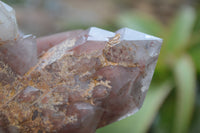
left=87, top=27, right=115, bottom=41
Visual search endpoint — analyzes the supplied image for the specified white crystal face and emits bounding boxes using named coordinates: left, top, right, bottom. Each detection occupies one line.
left=87, top=27, right=115, bottom=41
left=0, top=1, right=19, bottom=43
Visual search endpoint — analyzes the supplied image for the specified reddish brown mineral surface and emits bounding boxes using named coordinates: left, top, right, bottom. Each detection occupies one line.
left=0, top=27, right=162, bottom=133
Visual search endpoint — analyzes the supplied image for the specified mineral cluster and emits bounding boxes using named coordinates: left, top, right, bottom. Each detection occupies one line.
left=0, top=1, right=162, bottom=133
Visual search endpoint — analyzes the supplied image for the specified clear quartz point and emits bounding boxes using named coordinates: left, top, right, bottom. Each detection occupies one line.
left=0, top=1, right=19, bottom=43
left=0, top=1, right=37, bottom=75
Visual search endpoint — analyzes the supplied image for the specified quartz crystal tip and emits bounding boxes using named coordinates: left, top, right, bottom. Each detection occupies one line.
left=0, top=1, right=19, bottom=44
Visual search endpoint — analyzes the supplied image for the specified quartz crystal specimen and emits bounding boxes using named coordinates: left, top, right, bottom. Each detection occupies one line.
left=0, top=1, right=162, bottom=133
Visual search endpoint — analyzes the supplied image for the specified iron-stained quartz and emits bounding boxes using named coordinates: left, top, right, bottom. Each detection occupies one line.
left=0, top=1, right=162, bottom=133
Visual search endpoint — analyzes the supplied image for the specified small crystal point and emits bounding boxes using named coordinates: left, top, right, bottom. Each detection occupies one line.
left=0, top=2, right=37, bottom=75
left=0, top=1, right=19, bottom=43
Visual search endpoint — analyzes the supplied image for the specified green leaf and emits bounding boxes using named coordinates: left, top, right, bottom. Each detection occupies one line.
left=151, top=89, right=176, bottom=133
left=97, top=81, right=172, bottom=133
left=173, top=55, right=196, bottom=133
left=189, top=37, right=200, bottom=73
left=193, top=8, right=200, bottom=33
left=166, top=6, right=196, bottom=53
left=116, top=11, right=164, bottom=36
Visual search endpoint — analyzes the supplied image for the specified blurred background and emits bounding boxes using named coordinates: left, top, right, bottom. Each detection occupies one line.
left=2, top=0, right=200, bottom=132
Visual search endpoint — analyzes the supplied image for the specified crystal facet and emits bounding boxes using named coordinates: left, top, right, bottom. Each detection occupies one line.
left=0, top=35, right=37, bottom=75
left=0, top=1, right=19, bottom=43
left=0, top=2, right=162, bottom=133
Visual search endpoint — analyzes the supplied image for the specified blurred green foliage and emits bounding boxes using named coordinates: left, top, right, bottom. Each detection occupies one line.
left=97, top=5, right=200, bottom=133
